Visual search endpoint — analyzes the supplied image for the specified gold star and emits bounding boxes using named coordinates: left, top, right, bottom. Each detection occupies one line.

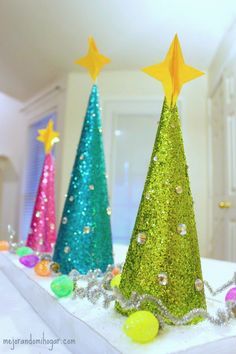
left=75, top=37, right=110, bottom=81
left=142, top=34, right=204, bottom=106
left=37, top=120, right=60, bottom=154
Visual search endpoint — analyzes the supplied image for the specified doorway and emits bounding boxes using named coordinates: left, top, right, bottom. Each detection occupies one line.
left=103, top=98, right=175, bottom=244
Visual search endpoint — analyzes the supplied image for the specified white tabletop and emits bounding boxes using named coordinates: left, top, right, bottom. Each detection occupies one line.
left=0, top=269, right=71, bottom=354
left=0, top=245, right=236, bottom=354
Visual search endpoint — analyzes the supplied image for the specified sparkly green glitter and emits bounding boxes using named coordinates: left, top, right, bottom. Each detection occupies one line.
left=116, top=100, right=206, bottom=324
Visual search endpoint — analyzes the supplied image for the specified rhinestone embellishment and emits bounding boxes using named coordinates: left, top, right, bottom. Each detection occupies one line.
left=83, top=226, right=90, bottom=234
left=62, top=217, right=68, bottom=224
left=137, top=232, right=147, bottom=245
left=175, top=186, right=183, bottom=194
left=195, top=279, right=204, bottom=291
left=177, top=223, right=187, bottom=236
left=50, top=262, right=60, bottom=273
left=64, top=246, right=71, bottom=254
left=157, top=272, right=168, bottom=286
left=106, top=207, right=112, bottom=215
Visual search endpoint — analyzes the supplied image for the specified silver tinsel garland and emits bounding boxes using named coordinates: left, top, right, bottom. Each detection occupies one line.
left=8, top=225, right=23, bottom=253
left=7, top=225, right=53, bottom=262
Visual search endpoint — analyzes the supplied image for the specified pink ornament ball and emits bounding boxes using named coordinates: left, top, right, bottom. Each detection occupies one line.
left=19, top=254, right=40, bottom=268
left=225, top=287, right=236, bottom=302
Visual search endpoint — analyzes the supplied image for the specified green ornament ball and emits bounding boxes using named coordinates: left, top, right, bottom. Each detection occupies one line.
left=110, top=274, right=122, bottom=288
left=16, top=246, right=34, bottom=257
left=50, top=275, right=74, bottom=298
left=123, top=311, right=159, bottom=343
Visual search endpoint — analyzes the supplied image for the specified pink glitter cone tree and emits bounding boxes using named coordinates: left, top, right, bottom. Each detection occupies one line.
left=26, top=120, right=59, bottom=253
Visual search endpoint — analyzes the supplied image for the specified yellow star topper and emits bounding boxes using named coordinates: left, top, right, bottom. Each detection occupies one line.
left=142, top=34, right=204, bottom=106
left=37, top=120, right=60, bottom=154
left=75, top=37, right=111, bottom=81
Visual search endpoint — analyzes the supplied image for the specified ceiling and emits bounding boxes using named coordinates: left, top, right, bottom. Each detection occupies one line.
left=0, top=0, right=236, bottom=101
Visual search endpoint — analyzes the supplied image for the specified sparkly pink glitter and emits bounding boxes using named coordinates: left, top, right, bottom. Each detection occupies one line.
left=26, top=153, right=56, bottom=252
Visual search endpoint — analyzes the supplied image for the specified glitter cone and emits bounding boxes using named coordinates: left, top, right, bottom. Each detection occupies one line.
left=26, top=120, right=59, bottom=253
left=53, top=84, right=114, bottom=274
left=116, top=35, right=206, bottom=324
left=26, top=153, right=56, bottom=252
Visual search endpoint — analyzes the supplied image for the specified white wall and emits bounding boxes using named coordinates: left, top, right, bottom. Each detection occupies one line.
left=209, top=20, right=236, bottom=96
left=61, top=71, right=209, bottom=255
left=0, top=93, right=23, bottom=239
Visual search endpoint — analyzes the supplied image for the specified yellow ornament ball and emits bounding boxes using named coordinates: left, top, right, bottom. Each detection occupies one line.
left=110, top=274, right=121, bottom=288
left=123, top=311, right=159, bottom=343
left=34, top=260, right=51, bottom=277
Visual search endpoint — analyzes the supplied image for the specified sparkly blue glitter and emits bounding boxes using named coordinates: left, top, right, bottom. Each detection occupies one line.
left=53, top=85, right=114, bottom=274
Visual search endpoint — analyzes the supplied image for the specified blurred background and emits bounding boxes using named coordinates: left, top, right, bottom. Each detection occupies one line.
left=0, top=0, right=236, bottom=261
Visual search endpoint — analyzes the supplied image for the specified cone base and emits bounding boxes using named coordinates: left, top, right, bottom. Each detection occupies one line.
left=53, top=257, right=114, bottom=275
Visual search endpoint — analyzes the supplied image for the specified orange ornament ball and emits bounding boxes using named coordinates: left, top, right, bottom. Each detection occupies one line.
left=34, top=260, right=51, bottom=277
left=112, top=267, right=120, bottom=276
left=0, top=240, right=9, bottom=251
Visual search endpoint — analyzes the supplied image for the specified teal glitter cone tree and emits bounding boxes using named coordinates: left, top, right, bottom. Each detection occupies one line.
left=53, top=84, right=113, bottom=274
left=53, top=38, right=113, bottom=274
left=116, top=35, right=206, bottom=324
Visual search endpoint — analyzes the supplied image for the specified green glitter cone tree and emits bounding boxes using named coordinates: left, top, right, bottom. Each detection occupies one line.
left=53, top=37, right=113, bottom=274
left=116, top=35, right=207, bottom=324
